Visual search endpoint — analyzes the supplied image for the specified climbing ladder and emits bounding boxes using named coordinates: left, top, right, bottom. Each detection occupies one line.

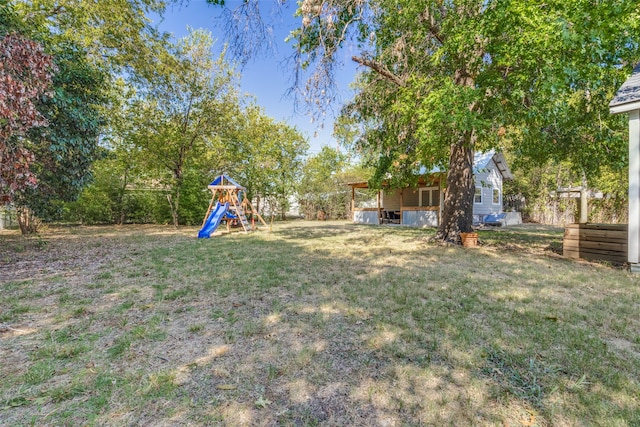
left=226, top=196, right=251, bottom=233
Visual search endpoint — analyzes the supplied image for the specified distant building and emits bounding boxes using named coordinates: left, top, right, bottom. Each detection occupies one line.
left=348, top=151, right=521, bottom=227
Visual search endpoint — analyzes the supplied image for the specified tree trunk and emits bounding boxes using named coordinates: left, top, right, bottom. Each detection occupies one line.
left=167, top=171, right=183, bottom=228
left=17, top=206, right=41, bottom=235
left=166, top=190, right=180, bottom=228
left=116, top=171, right=129, bottom=225
left=255, top=195, right=262, bottom=215
left=436, top=139, right=475, bottom=243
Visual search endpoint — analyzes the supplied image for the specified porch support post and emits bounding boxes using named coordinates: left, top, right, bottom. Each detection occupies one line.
left=629, top=109, right=640, bottom=270
left=377, top=190, right=381, bottom=224
left=351, top=186, right=355, bottom=220
left=439, top=176, right=445, bottom=226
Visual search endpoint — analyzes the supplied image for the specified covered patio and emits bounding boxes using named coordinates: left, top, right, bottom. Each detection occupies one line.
left=348, top=174, right=445, bottom=227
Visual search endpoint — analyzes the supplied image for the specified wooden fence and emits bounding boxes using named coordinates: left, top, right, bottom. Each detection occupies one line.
left=563, top=223, right=627, bottom=263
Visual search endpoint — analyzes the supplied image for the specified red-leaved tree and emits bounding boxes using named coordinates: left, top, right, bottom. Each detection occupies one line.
left=0, top=32, right=55, bottom=204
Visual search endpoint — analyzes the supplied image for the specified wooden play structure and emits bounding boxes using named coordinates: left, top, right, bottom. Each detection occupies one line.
left=197, top=175, right=267, bottom=238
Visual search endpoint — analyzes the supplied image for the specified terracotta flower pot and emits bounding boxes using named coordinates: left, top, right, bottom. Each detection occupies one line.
left=460, top=232, right=478, bottom=248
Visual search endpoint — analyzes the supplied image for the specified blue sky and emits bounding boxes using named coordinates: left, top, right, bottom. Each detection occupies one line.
left=156, top=0, right=359, bottom=155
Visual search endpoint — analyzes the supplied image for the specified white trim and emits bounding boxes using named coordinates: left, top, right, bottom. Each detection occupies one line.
left=629, top=109, right=640, bottom=264
left=474, top=187, right=483, bottom=204
left=611, top=101, right=640, bottom=115
left=492, top=187, right=501, bottom=205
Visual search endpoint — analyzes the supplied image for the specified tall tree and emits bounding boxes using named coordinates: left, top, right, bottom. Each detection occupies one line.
left=16, top=38, right=108, bottom=229
left=0, top=29, right=54, bottom=205
left=5, top=0, right=174, bottom=232
left=298, top=146, right=348, bottom=219
left=12, top=0, right=169, bottom=76
left=264, top=122, right=308, bottom=219
left=225, top=106, right=308, bottom=218
left=128, top=29, right=240, bottom=227
left=208, top=0, right=640, bottom=243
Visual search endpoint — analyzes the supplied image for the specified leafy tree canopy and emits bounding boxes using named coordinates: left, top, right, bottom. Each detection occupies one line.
left=292, top=0, right=640, bottom=241
left=0, top=13, right=55, bottom=204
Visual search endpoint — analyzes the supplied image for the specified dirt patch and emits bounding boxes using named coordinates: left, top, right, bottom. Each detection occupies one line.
left=0, top=225, right=190, bottom=282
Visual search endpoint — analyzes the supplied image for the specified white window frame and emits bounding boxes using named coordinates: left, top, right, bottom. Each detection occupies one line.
left=474, top=187, right=483, bottom=204
left=419, top=187, right=440, bottom=207
left=492, top=187, right=501, bottom=205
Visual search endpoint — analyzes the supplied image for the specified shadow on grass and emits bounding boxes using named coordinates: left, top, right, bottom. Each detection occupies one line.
left=1, top=222, right=639, bottom=425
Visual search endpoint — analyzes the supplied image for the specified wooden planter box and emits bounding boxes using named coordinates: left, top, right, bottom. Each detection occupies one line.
left=563, top=223, right=628, bottom=263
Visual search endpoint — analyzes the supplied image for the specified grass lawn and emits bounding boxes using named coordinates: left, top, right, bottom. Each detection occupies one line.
left=1, top=221, right=639, bottom=426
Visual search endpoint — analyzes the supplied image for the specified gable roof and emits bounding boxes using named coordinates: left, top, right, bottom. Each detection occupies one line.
left=475, top=151, right=514, bottom=180
left=348, top=150, right=513, bottom=188
left=209, top=174, right=246, bottom=190
left=610, top=63, right=640, bottom=114
left=420, top=150, right=513, bottom=179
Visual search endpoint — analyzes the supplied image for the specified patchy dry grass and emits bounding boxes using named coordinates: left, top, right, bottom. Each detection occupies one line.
left=1, top=221, right=639, bottom=426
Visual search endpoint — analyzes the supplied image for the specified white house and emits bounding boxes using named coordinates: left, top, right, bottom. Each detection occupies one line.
left=349, top=151, right=519, bottom=227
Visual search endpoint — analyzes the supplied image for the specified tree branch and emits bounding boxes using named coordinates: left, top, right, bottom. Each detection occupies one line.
left=419, top=5, right=445, bottom=45
left=352, top=56, right=405, bottom=87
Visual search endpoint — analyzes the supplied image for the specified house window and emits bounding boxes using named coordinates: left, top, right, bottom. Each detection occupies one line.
left=474, top=187, right=482, bottom=204
left=492, top=188, right=501, bottom=205
left=419, top=187, right=440, bottom=207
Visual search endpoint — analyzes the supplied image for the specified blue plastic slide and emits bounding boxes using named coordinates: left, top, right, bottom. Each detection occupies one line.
left=197, top=202, right=229, bottom=238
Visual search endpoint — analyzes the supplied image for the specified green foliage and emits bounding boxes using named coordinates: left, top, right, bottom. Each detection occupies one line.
left=18, top=38, right=108, bottom=221
left=291, top=0, right=640, bottom=239
left=123, top=29, right=241, bottom=226
left=13, top=0, right=170, bottom=77
left=63, top=153, right=172, bottom=225
left=66, top=63, right=307, bottom=227
left=0, top=10, right=55, bottom=205
left=176, top=168, right=210, bottom=226
left=505, top=158, right=629, bottom=225
left=3, top=0, right=180, bottom=232
left=298, top=147, right=368, bottom=219
left=220, top=104, right=308, bottom=218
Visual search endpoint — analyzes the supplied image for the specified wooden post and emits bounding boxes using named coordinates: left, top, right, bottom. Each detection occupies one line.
left=201, top=189, right=216, bottom=227
left=439, top=177, right=444, bottom=226
left=556, top=186, right=597, bottom=224
left=629, top=109, right=640, bottom=269
left=399, top=189, right=403, bottom=224
left=351, top=187, right=355, bottom=220
left=579, top=187, right=588, bottom=223
left=377, top=190, right=381, bottom=224
left=578, top=174, right=588, bottom=223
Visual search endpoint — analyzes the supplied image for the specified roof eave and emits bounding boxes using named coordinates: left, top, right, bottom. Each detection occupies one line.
left=490, top=152, right=514, bottom=180
left=610, top=100, right=640, bottom=115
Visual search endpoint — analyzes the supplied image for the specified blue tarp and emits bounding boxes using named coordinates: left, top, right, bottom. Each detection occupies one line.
left=483, top=213, right=507, bottom=226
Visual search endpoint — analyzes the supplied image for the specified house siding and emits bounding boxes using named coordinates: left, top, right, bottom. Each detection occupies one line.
left=404, top=189, right=420, bottom=206
left=383, top=190, right=402, bottom=211
left=353, top=210, right=380, bottom=224
left=473, top=158, right=503, bottom=220
left=403, top=210, right=438, bottom=227
left=350, top=151, right=514, bottom=227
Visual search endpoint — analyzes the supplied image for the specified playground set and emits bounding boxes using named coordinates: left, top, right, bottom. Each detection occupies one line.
left=197, top=175, right=267, bottom=238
